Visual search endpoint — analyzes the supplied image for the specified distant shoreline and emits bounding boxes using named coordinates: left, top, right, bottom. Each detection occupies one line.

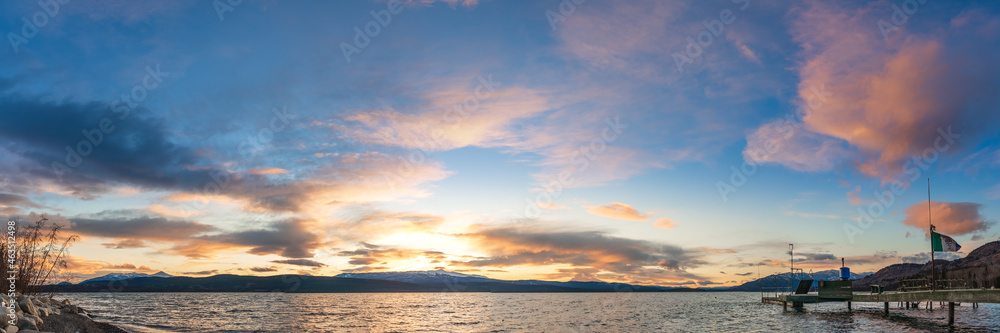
left=45, top=274, right=733, bottom=293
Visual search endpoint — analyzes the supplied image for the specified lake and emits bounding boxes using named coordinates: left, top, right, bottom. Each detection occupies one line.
left=57, top=292, right=1000, bottom=332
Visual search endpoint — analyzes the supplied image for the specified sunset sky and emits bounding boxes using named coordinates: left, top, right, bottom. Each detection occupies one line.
left=1, top=0, right=1000, bottom=286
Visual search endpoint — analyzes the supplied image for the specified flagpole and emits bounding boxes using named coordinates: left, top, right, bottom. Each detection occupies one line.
left=928, top=178, right=935, bottom=292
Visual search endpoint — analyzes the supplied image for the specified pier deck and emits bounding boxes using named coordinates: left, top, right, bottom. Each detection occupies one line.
left=767, top=289, right=1000, bottom=326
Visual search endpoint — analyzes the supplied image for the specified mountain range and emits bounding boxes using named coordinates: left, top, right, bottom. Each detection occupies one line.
left=49, top=241, right=1000, bottom=293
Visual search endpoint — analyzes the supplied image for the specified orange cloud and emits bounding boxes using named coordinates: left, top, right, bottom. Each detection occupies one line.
left=248, top=167, right=290, bottom=175
left=586, top=202, right=650, bottom=221
left=748, top=1, right=1000, bottom=181
left=536, top=202, right=566, bottom=210
left=146, top=204, right=201, bottom=218
left=653, top=218, right=676, bottom=229
left=452, top=225, right=708, bottom=284
left=902, top=201, right=994, bottom=236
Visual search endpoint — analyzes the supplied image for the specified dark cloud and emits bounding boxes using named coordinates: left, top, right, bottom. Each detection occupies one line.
left=795, top=252, right=837, bottom=261
left=734, top=272, right=753, bottom=276
left=271, top=259, right=326, bottom=267
left=0, top=95, right=223, bottom=199
left=347, top=257, right=380, bottom=265
left=249, top=266, right=277, bottom=272
left=181, top=270, right=219, bottom=276
left=70, top=211, right=216, bottom=241
left=0, top=193, right=45, bottom=208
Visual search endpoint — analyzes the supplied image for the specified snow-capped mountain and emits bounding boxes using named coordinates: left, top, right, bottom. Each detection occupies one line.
left=80, top=271, right=174, bottom=284
left=336, top=270, right=494, bottom=284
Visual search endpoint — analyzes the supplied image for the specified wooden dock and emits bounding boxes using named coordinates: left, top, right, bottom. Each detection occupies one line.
left=767, top=289, right=1000, bottom=326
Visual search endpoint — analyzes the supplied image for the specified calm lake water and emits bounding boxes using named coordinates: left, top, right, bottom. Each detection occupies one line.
left=55, top=292, right=1000, bottom=332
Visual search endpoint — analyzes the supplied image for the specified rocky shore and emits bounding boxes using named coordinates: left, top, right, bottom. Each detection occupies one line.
left=1, top=293, right=129, bottom=333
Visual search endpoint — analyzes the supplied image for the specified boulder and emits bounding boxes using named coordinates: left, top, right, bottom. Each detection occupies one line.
left=14, top=315, right=36, bottom=331
left=21, top=315, right=40, bottom=327
left=15, top=300, right=36, bottom=318
left=4, top=324, right=16, bottom=333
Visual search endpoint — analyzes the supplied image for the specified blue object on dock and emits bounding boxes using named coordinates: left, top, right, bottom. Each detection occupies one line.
left=840, top=267, right=851, bottom=280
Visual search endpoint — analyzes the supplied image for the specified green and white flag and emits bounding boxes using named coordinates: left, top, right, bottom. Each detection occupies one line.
left=931, top=232, right=962, bottom=252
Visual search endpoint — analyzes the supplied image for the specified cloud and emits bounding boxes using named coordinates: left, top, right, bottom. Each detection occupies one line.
left=757, top=1, right=1000, bottom=181
left=335, top=247, right=449, bottom=268
left=102, top=239, right=147, bottom=249
left=585, top=202, right=650, bottom=222
left=653, top=218, right=676, bottom=229
left=333, top=211, right=446, bottom=243
left=0, top=95, right=232, bottom=200
left=270, top=259, right=327, bottom=267
left=146, top=204, right=201, bottom=218
left=249, top=266, right=278, bottom=272
left=743, top=119, right=850, bottom=172
left=734, top=272, right=753, bottom=276
left=164, top=151, right=452, bottom=215
left=452, top=224, right=708, bottom=283
left=847, top=186, right=863, bottom=205
left=248, top=168, right=290, bottom=175
left=902, top=201, right=994, bottom=236
left=795, top=252, right=837, bottom=261
left=334, top=84, right=550, bottom=152
left=61, top=255, right=157, bottom=277
left=174, top=218, right=325, bottom=259
left=69, top=211, right=216, bottom=241
left=536, top=202, right=566, bottom=210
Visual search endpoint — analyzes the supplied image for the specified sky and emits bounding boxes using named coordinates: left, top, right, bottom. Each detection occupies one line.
left=1, top=0, right=999, bottom=287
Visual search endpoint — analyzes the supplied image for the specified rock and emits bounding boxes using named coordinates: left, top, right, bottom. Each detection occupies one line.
left=59, top=300, right=69, bottom=307
left=22, top=315, right=41, bottom=327
left=4, top=324, right=16, bottom=333
left=14, top=315, right=36, bottom=331
left=15, top=300, right=36, bottom=318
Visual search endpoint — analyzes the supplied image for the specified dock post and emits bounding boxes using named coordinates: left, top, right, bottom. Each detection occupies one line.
left=884, top=302, right=889, bottom=315
left=847, top=301, right=852, bottom=312
left=948, top=302, right=955, bottom=326
left=783, top=301, right=787, bottom=312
